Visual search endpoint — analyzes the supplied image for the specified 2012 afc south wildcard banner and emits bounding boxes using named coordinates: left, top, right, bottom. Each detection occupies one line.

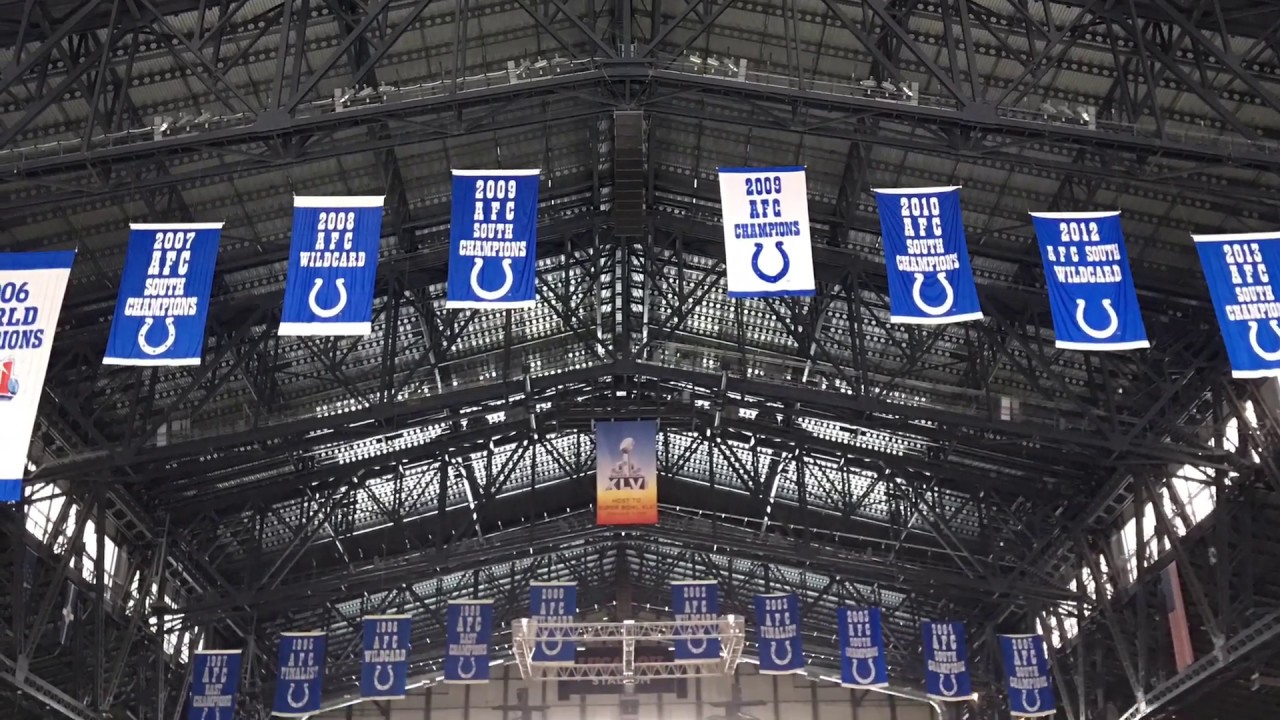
left=873, top=187, right=983, bottom=324
left=595, top=420, right=658, bottom=525
left=188, top=649, right=242, bottom=720
left=279, top=196, right=385, bottom=336
left=447, top=170, right=540, bottom=308
left=1193, top=232, right=1280, bottom=378
left=717, top=167, right=816, bottom=298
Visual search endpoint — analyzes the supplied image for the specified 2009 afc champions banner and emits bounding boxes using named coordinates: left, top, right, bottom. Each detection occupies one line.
left=672, top=581, right=720, bottom=662
left=445, top=601, right=493, bottom=684
left=530, top=582, right=577, bottom=664
left=361, top=615, right=410, bottom=699
left=272, top=632, right=326, bottom=717
left=103, top=224, right=221, bottom=365
left=1193, top=232, right=1280, bottom=378
left=595, top=419, right=658, bottom=526
left=447, top=169, right=540, bottom=308
left=873, top=187, right=983, bottom=324
left=279, top=196, right=385, bottom=336
left=0, top=251, right=75, bottom=503
left=999, top=634, right=1055, bottom=717
left=188, top=649, right=242, bottom=720
left=755, top=593, right=804, bottom=674
left=717, top=167, right=816, bottom=298
left=1030, top=212, right=1149, bottom=351
left=838, top=607, right=887, bottom=688
left=923, top=621, right=972, bottom=701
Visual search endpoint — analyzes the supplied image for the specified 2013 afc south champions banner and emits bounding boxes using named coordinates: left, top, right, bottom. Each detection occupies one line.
left=279, top=196, right=385, bottom=336
left=445, top=600, right=493, bottom=684
left=755, top=593, right=804, bottom=673
left=672, top=581, right=720, bottom=662
left=873, top=187, right=983, bottom=324
left=530, top=582, right=577, bottom=664
left=272, top=632, right=326, bottom=717
left=188, top=649, right=242, bottom=720
left=595, top=419, right=659, bottom=526
left=103, top=224, right=221, bottom=365
left=447, top=170, right=540, bottom=308
left=717, top=167, right=816, bottom=298
left=1030, top=212, right=1149, bottom=351
left=1193, top=232, right=1280, bottom=378
left=0, top=251, right=75, bottom=503
left=838, top=607, right=887, bottom=688
left=923, top=621, right=972, bottom=701
left=999, top=634, right=1055, bottom=717
left=361, top=615, right=410, bottom=699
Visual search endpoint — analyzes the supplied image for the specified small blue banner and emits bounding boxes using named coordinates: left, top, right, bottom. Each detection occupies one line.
left=445, top=600, right=493, bottom=684
left=873, top=187, right=983, bottom=324
left=279, top=196, right=384, bottom=336
left=922, top=621, right=972, bottom=701
left=530, top=582, right=576, bottom=664
left=838, top=606, right=887, bottom=688
left=446, top=169, right=540, bottom=308
left=999, top=634, right=1055, bottom=717
left=1030, top=211, right=1148, bottom=350
left=1193, top=232, right=1280, bottom=378
left=755, top=593, right=804, bottom=674
left=104, top=223, right=221, bottom=365
left=360, top=616, right=410, bottom=699
left=272, top=632, right=326, bottom=717
left=672, top=580, right=720, bottom=662
left=188, top=650, right=242, bottom=720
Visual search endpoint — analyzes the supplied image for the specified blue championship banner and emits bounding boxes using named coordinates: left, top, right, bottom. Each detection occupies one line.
left=1030, top=212, right=1149, bottom=351
left=923, top=621, right=972, bottom=701
left=188, top=649, right=242, bottom=720
left=0, top=251, right=74, bottom=503
left=447, top=169, right=540, bottom=308
left=999, top=634, right=1055, bottom=717
left=445, top=600, right=493, bottom=684
left=838, top=607, right=887, bottom=688
left=279, top=196, right=385, bottom=336
left=103, top=224, right=221, bottom=365
left=360, top=615, right=410, bottom=699
left=755, top=593, right=804, bottom=674
left=1193, top=232, right=1280, bottom=378
left=672, top=581, right=720, bottom=662
left=530, top=581, right=577, bottom=664
left=873, top=187, right=983, bottom=324
left=272, top=632, right=326, bottom=717
left=717, top=167, right=816, bottom=298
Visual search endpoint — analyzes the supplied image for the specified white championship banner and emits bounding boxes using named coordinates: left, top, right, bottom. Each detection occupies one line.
left=718, top=166, right=816, bottom=298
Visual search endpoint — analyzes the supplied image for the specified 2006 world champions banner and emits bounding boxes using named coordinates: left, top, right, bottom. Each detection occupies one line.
left=360, top=615, right=410, bottom=699
left=279, top=197, right=385, bottom=336
left=838, top=606, right=887, bottom=688
left=873, top=187, right=983, bottom=324
left=923, top=621, right=972, bottom=701
left=188, top=649, right=242, bottom=720
left=717, top=167, right=816, bottom=298
left=1030, top=212, right=1148, bottom=351
left=530, top=582, right=577, bottom=665
left=445, top=600, right=493, bottom=684
left=447, top=169, right=540, bottom=308
left=672, top=580, right=720, bottom=662
left=272, top=632, right=326, bottom=717
left=1193, top=232, right=1280, bottom=378
left=595, top=419, right=658, bottom=525
left=0, top=251, right=75, bottom=503
left=999, top=634, right=1055, bottom=717
left=755, top=593, right=804, bottom=674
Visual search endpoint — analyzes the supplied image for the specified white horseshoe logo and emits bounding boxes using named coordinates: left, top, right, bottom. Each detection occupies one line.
left=850, top=657, right=877, bottom=685
left=1021, top=688, right=1041, bottom=713
left=1247, top=320, right=1280, bottom=361
left=768, top=639, right=792, bottom=667
left=685, top=634, right=708, bottom=655
left=455, top=656, right=477, bottom=679
left=307, top=277, right=348, bottom=318
left=937, top=673, right=959, bottom=697
left=137, top=317, right=177, bottom=355
left=911, top=272, right=955, bottom=316
left=372, top=664, right=396, bottom=691
left=1074, top=297, right=1119, bottom=339
left=286, top=682, right=310, bottom=709
left=469, top=257, right=515, bottom=301
left=537, top=628, right=563, bottom=658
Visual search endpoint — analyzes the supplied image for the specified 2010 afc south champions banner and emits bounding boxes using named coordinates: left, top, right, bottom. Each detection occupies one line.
left=873, top=187, right=983, bottom=324
left=1193, top=232, right=1280, bottom=378
left=530, top=582, right=577, bottom=664
left=595, top=419, right=658, bottom=526
left=755, top=593, right=804, bottom=673
left=1030, top=212, right=1149, bottom=350
left=717, top=167, right=816, bottom=297
left=838, top=607, right=887, bottom=688
left=103, top=224, right=221, bottom=365
left=923, top=621, right=972, bottom=701
left=188, top=650, right=242, bottom=720
left=447, top=170, right=540, bottom=308
left=672, top=581, right=720, bottom=662
left=999, top=634, right=1055, bottom=717
left=272, top=632, right=326, bottom=717
left=445, top=600, right=493, bottom=684
left=279, top=197, right=385, bottom=336
left=360, top=615, right=410, bottom=699
left=0, top=251, right=75, bottom=503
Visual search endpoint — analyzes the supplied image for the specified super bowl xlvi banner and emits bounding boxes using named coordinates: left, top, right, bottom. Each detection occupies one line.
left=446, top=170, right=540, bottom=308
left=1193, top=232, right=1280, bottom=378
left=1030, top=212, right=1149, bottom=351
left=999, top=634, right=1055, bottom=717
left=0, top=251, right=74, bottom=503
left=103, top=224, right=220, bottom=365
left=755, top=593, right=804, bottom=673
left=595, top=419, right=659, bottom=525
left=717, top=167, right=816, bottom=297
left=873, top=187, right=983, bottom=324
left=922, top=621, right=972, bottom=701
left=445, top=601, right=493, bottom=684
left=188, top=649, right=242, bottom=720
left=672, top=580, right=720, bottom=662
left=279, top=197, right=385, bottom=336
left=530, top=582, right=577, bottom=664
left=272, top=632, right=326, bottom=717
left=838, top=607, right=887, bottom=688
left=360, top=615, right=410, bottom=699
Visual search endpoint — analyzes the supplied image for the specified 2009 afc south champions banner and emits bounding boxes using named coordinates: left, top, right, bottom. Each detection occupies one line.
left=672, top=581, right=720, bottom=662
left=595, top=419, right=659, bottom=525
left=361, top=615, right=410, bottom=699
left=1194, top=232, right=1280, bottom=378
left=755, top=593, right=804, bottom=673
left=717, top=167, right=816, bottom=298
left=873, top=187, right=983, bottom=324
left=272, top=632, right=326, bottom=717
left=1000, top=634, right=1055, bottom=717
left=279, top=196, right=385, bottom=336
left=530, top=582, right=577, bottom=664
left=1030, top=212, right=1149, bottom=351
left=0, top=251, right=75, bottom=503
left=445, top=600, right=493, bottom=684
left=923, top=621, right=972, bottom=701
left=838, top=607, right=887, bottom=688
left=447, top=169, right=540, bottom=308
left=188, top=649, right=242, bottom=720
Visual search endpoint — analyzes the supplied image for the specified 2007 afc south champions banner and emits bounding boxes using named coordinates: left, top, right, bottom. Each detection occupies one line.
left=279, top=196, right=385, bottom=336
left=447, top=170, right=540, bottom=308
left=755, top=593, right=804, bottom=673
left=923, top=621, right=972, bottom=701
left=838, top=607, right=887, bottom=688
left=530, top=582, right=577, bottom=664
left=717, top=167, right=816, bottom=298
left=1194, top=232, right=1280, bottom=378
left=361, top=615, right=411, bottom=699
left=188, top=649, right=242, bottom=720
left=445, top=600, right=493, bottom=684
left=1000, top=634, right=1055, bottom=717
left=672, top=581, right=720, bottom=662
left=273, top=632, right=326, bottom=717
left=0, top=251, right=75, bottom=503
left=873, top=187, right=983, bottom=324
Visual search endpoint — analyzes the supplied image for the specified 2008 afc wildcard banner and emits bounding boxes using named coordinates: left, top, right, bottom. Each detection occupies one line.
left=103, top=224, right=221, bottom=365
left=838, top=607, right=887, bottom=688
left=1193, top=232, right=1280, bottom=378
left=672, top=580, right=720, bottom=662
left=595, top=419, right=658, bottom=525
left=188, top=649, right=242, bottom=720
left=361, top=615, right=410, bottom=699
left=755, top=593, right=804, bottom=674
left=922, top=621, right=971, bottom=701
left=272, top=632, right=326, bottom=717
left=445, top=600, right=493, bottom=684
left=999, top=634, right=1055, bottom=717
left=873, top=187, right=983, bottom=324
left=529, top=582, right=576, bottom=664
left=447, top=169, right=540, bottom=308
left=717, top=166, right=816, bottom=298
left=279, top=197, right=385, bottom=336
